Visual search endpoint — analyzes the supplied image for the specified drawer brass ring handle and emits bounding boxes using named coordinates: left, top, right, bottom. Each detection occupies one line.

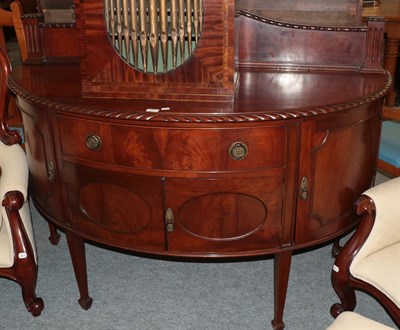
left=228, top=141, right=248, bottom=160
left=86, top=134, right=102, bottom=151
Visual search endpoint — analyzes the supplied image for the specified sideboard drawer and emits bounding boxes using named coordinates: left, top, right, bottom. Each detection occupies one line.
left=57, top=116, right=287, bottom=172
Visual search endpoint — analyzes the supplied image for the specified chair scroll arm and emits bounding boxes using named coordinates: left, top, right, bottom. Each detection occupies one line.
left=2, top=190, right=44, bottom=316
left=337, top=195, right=377, bottom=270
left=2, top=190, right=35, bottom=272
left=330, top=195, right=376, bottom=317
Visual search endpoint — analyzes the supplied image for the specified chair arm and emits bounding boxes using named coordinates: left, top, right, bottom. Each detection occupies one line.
left=0, top=141, right=36, bottom=263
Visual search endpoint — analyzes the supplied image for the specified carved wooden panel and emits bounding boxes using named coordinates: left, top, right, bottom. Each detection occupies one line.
left=64, top=162, right=166, bottom=251
left=165, top=176, right=285, bottom=255
left=295, top=100, right=383, bottom=244
left=237, top=11, right=385, bottom=71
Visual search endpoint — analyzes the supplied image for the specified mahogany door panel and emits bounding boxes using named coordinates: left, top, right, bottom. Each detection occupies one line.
left=19, top=107, right=65, bottom=222
left=164, top=175, right=285, bottom=256
left=295, top=107, right=382, bottom=244
left=62, top=162, right=165, bottom=253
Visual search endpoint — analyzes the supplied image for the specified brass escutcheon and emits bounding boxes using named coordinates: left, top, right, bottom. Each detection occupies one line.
left=86, top=134, right=102, bottom=151
left=47, top=160, right=56, bottom=183
left=300, top=176, right=308, bottom=200
left=165, top=208, right=174, bottom=233
left=228, top=142, right=248, bottom=160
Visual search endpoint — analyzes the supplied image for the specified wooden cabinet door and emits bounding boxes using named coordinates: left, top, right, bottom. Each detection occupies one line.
left=63, top=162, right=166, bottom=253
left=295, top=102, right=383, bottom=244
left=19, top=103, right=65, bottom=222
left=164, top=175, right=285, bottom=256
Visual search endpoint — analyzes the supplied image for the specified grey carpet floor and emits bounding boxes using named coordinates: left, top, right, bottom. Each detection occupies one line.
left=0, top=173, right=397, bottom=330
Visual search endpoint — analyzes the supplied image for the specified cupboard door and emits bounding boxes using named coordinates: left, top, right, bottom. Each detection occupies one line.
left=295, top=103, right=382, bottom=244
left=20, top=106, right=65, bottom=222
left=63, top=162, right=165, bottom=253
left=164, top=175, right=285, bottom=256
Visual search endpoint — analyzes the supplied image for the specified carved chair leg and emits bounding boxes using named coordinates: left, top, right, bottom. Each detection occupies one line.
left=14, top=259, right=44, bottom=316
left=20, top=270, right=44, bottom=317
left=271, top=250, right=292, bottom=330
left=330, top=267, right=357, bottom=318
left=48, top=222, right=60, bottom=245
left=66, top=231, right=93, bottom=310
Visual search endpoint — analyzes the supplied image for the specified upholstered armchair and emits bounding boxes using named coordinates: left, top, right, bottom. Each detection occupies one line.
left=0, top=43, right=43, bottom=316
left=330, top=177, right=400, bottom=327
left=0, top=140, right=44, bottom=316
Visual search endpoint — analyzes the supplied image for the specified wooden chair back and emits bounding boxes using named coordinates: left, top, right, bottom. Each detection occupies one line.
left=0, top=1, right=28, bottom=63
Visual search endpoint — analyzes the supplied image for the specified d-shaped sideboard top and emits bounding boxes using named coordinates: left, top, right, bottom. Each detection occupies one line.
left=9, top=63, right=391, bottom=122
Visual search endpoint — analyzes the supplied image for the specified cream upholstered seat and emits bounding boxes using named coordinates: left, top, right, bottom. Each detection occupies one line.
left=0, top=139, right=44, bottom=316
left=330, top=177, right=400, bottom=327
left=327, top=311, right=395, bottom=330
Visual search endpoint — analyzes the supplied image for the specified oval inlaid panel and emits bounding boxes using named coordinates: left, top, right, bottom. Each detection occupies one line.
left=178, top=193, right=267, bottom=240
left=79, top=183, right=151, bottom=233
left=105, top=0, right=204, bottom=73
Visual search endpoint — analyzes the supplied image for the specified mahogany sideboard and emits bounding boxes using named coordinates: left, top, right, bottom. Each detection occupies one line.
left=8, top=62, right=391, bottom=329
left=5, top=0, right=392, bottom=328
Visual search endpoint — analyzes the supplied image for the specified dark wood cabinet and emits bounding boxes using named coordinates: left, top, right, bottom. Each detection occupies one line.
left=8, top=0, right=391, bottom=329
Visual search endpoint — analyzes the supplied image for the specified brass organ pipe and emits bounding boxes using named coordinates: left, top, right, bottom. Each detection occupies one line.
left=193, top=0, right=199, bottom=43
left=108, top=0, right=116, bottom=46
left=105, top=0, right=110, bottom=34
left=116, top=0, right=123, bottom=52
left=178, top=0, right=185, bottom=64
left=149, top=0, right=159, bottom=72
left=199, top=0, right=203, bottom=34
left=139, top=0, right=148, bottom=72
left=160, top=0, right=168, bottom=72
left=186, top=0, right=192, bottom=53
left=106, top=0, right=203, bottom=73
left=122, top=0, right=130, bottom=61
left=170, top=0, right=178, bottom=69
left=129, top=0, right=138, bottom=68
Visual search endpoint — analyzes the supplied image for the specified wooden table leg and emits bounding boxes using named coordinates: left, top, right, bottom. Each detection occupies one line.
left=66, top=231, right=93, bottom=310
left=271, top=250, right=293, bottom=330
left=48, top=222, right=60, bottom=245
